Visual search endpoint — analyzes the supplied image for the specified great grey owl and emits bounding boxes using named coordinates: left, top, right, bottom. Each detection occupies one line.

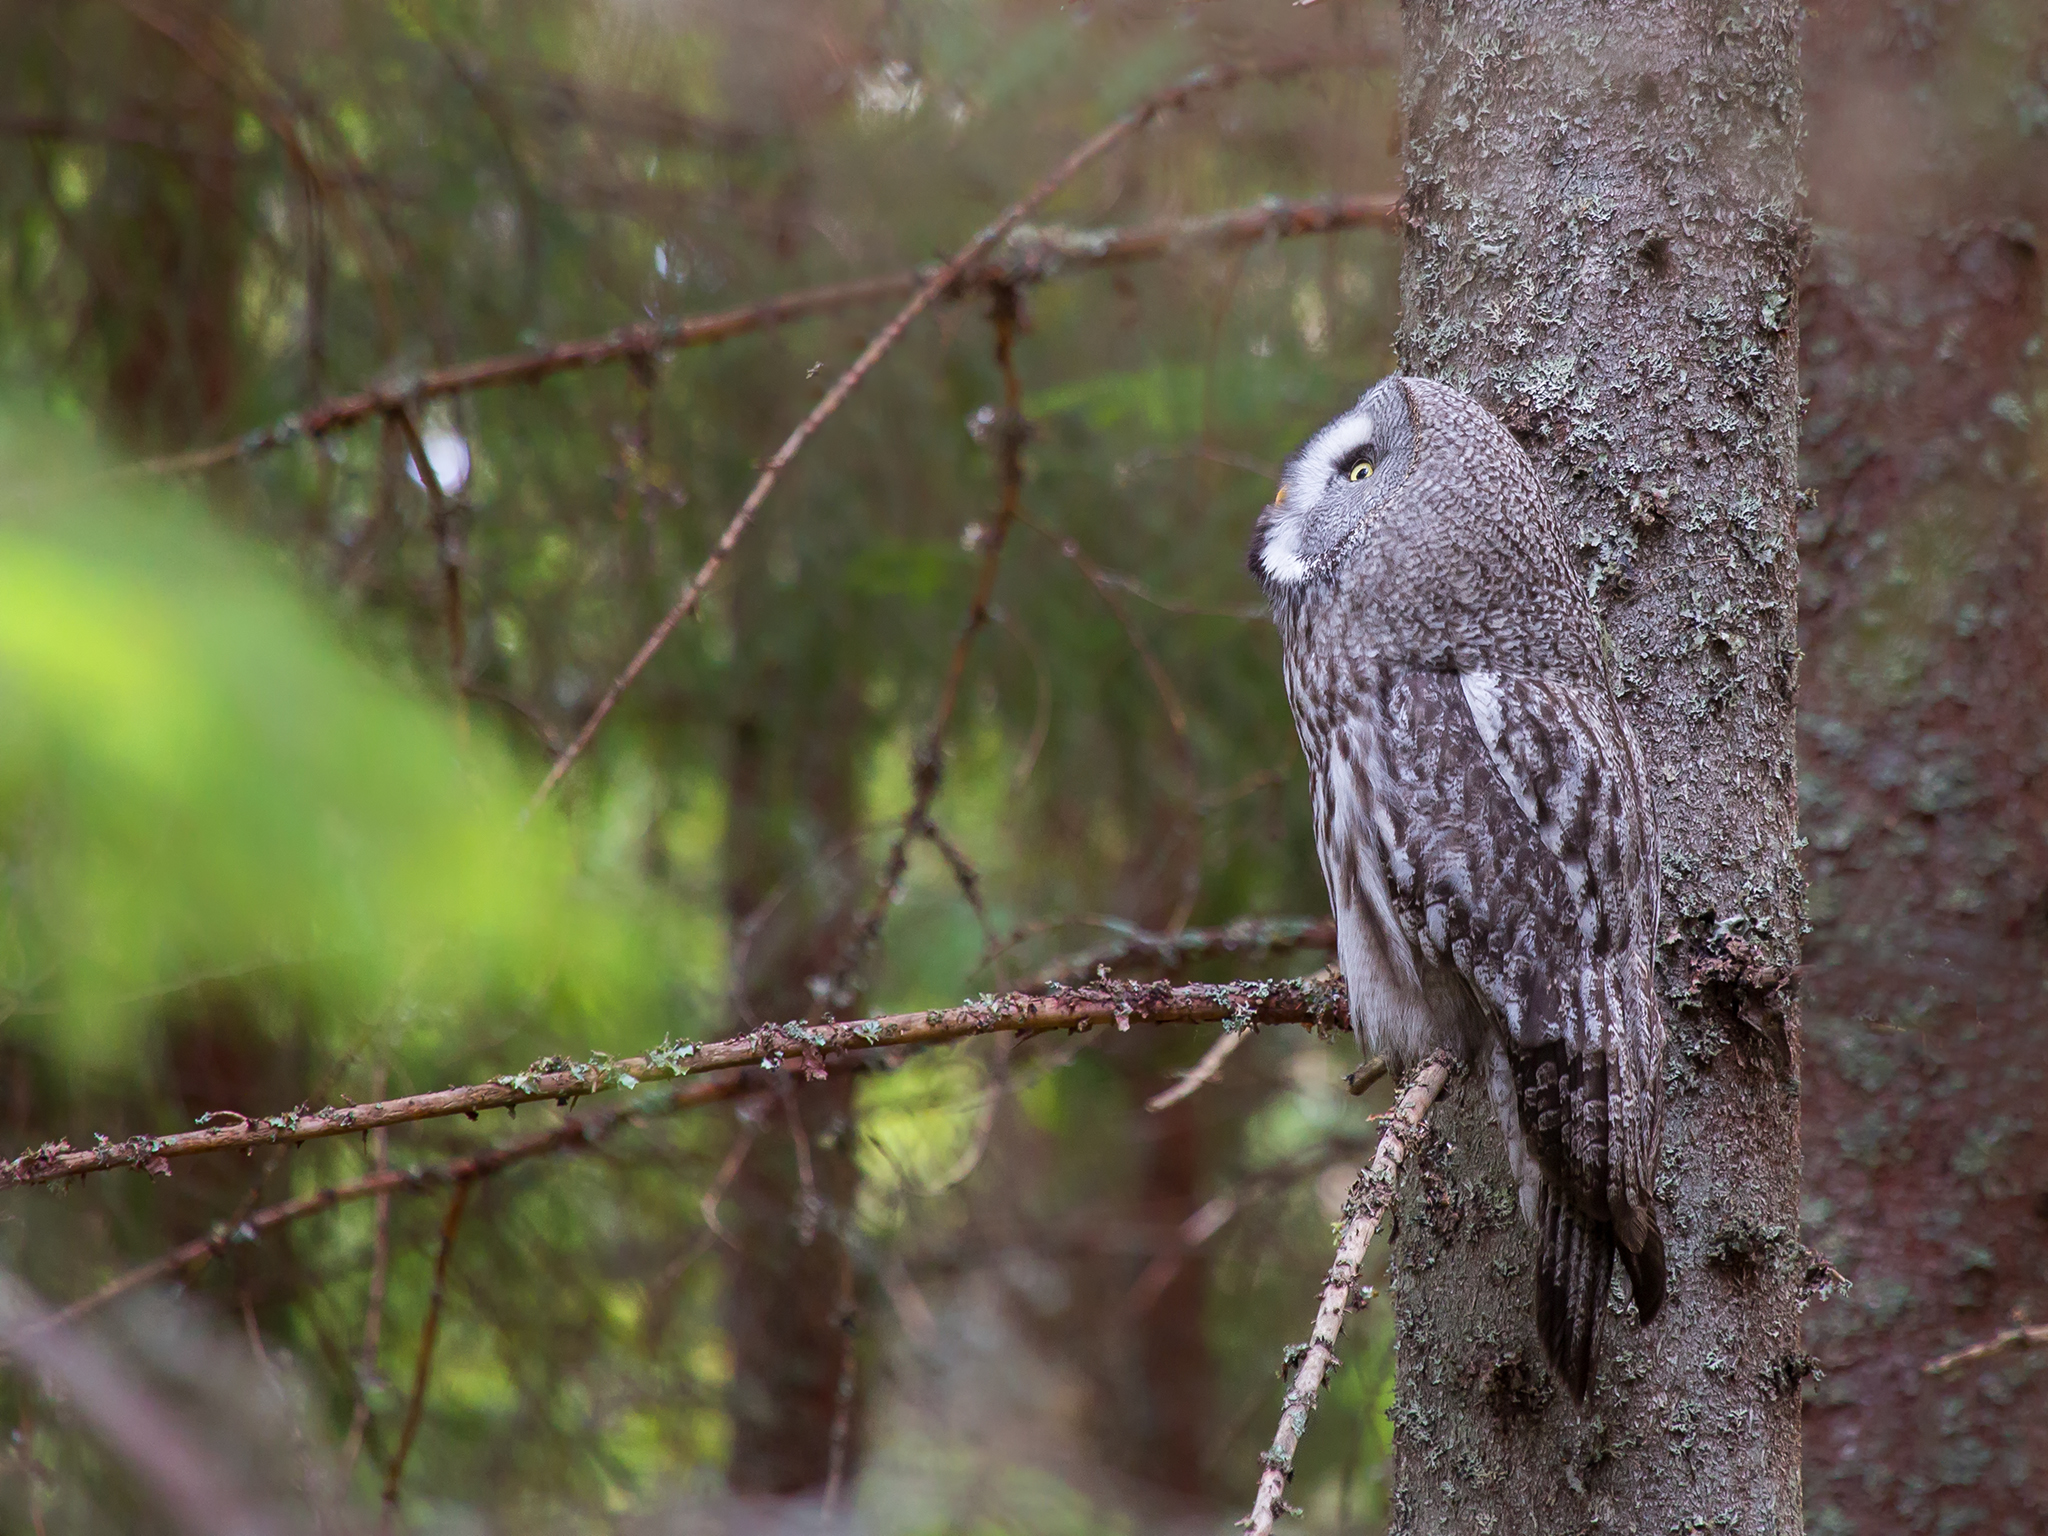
left=1249, top=374, right=1666, bottom=1397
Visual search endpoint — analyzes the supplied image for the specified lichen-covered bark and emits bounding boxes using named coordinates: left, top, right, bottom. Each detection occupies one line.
left=1391, top=5, right=1807, bottom=1531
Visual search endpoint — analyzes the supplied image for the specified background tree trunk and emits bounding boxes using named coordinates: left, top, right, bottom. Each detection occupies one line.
left=1796, top=2, right=2048, bottom=1528
left=1390, top=4, right=1807, bottom=1530
left=719, top=539, right=868, bottom=1496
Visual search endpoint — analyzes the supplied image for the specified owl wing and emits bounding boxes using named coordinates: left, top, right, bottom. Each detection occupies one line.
left=1364, top=666, right=1663, bottom=1303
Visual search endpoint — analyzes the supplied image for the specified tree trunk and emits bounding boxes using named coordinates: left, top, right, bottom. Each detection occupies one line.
left=719, top=545, right=868, bottom=1496
left=1390, top=5, right=1806, bottom=1531
left=1796, top=3, right=2048, bottom=1527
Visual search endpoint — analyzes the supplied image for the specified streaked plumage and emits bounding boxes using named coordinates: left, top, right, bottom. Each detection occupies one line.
left=1249, top=375, right=1666, bottom=1397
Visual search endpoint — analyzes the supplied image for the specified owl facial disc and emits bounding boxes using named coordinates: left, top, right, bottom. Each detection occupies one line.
left=1248, top=376, right=1416, bottom=588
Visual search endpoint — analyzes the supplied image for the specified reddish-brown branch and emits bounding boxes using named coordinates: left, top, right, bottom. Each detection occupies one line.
left=379, top=1179, right=472, bottom=1530
left=525, top=62, right=1342, bottom=810
left=2, top=976, right=1343, bottom=1191
left=1244, top=1054, right=1452, bottom=1536
left=128, top=193, right=1393, bottom=481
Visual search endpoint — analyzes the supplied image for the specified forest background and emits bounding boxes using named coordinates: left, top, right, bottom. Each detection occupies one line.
left=0, top=1, right=2043, bottom=1533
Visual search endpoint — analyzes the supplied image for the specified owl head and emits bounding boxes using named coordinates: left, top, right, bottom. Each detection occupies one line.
left=1247, top=374, right=1598, bottom=674
left=1247, top=374, right=1420, bottom=587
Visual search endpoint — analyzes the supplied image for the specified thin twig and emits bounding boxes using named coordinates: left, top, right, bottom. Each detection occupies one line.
left=819, top=1245, right=860, bottom=1520
left=1025, top=513, right=1194, bottom=753
left=772, top=1073, right=822, bottom=1247
left=1344, top=1056, right=1388, bottom=1096
left=128, top=193, right=1393, bottom=480
left=1015, top=914, right=1336, bottom=991
left=2, top=976, right=1344, bottom=1190
left=1126, top=1131, right=1379, bottom=1315
left=340, top=1102, right=392, bottom=1474
left=389, top=408, right=465, bottom=711
left=1146, top=1026, right=1252, bottom=1112
left=826, top=283, right=1028, bottom=1002
left=21, top=1075, right=761, bottom=1328
left=1923, top=1320, right=2048, bottom=1376
left=380, top=1180, right=473, bottom=1531
left=920, top=814, right=1001, bottom=957
left=1243, top=1053, right=1453, bottom=1536
left=697, top=1117, right=761, bottom=1249
left=1021, top=510, right=1204, bottom=924
left=525, top=61, right=1323, bottom=813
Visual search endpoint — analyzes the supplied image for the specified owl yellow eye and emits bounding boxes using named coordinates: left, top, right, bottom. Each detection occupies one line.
left=1349, top=460, right=1374, bottom=482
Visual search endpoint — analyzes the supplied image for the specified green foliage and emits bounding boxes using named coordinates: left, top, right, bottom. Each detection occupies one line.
left=0, top=410, right=694, bottom=1074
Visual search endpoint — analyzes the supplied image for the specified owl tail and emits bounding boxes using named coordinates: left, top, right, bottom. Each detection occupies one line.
left=1537, top=1186, right=1668, bottom=1399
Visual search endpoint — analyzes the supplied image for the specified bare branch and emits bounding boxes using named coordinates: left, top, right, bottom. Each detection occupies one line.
left=819, top=1248, right=860, bottom=1520
left=1020, top=914, right=1336, bottom=990
left=1344, top=1056, right=1388, bottom=1096
left=524, top=60, right=1336, bottom=810
left=1146, top=1026, right=1252, bottom=1112
left=1125, top=1130, right=1382, bottom=1315
left=1243, top=1053, right=1453, bottom=1536
left=380, top=1180, right=472, bottom=1529
left=340, top=1081, right=393, bottom=1474
left=128, top=193, right=1393, bottom=480
left=1923, top=1320, right=2048, bottom=1376
left=2, top=976, right=1344, bottom=1191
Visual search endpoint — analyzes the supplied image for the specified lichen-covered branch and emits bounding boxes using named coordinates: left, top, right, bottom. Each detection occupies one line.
left=1244, top=1054, right=1452, bottom=1536
left=1, top=974, right=1345, bottom=1191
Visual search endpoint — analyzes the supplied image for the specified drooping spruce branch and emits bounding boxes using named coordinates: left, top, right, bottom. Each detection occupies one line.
left=1, top=973, right=1345, bottom=1191
left=23, top=1072, right=764, bottom=1334
left=525, top=58, right=1352, bottom=810
left=128, top=193, right=1393, bottom=481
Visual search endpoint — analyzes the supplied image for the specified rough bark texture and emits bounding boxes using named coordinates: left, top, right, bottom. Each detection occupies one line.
left=1796, top=3, right=2048, bottom=1529
left=1391, top=4, right=1807, bottom=1531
